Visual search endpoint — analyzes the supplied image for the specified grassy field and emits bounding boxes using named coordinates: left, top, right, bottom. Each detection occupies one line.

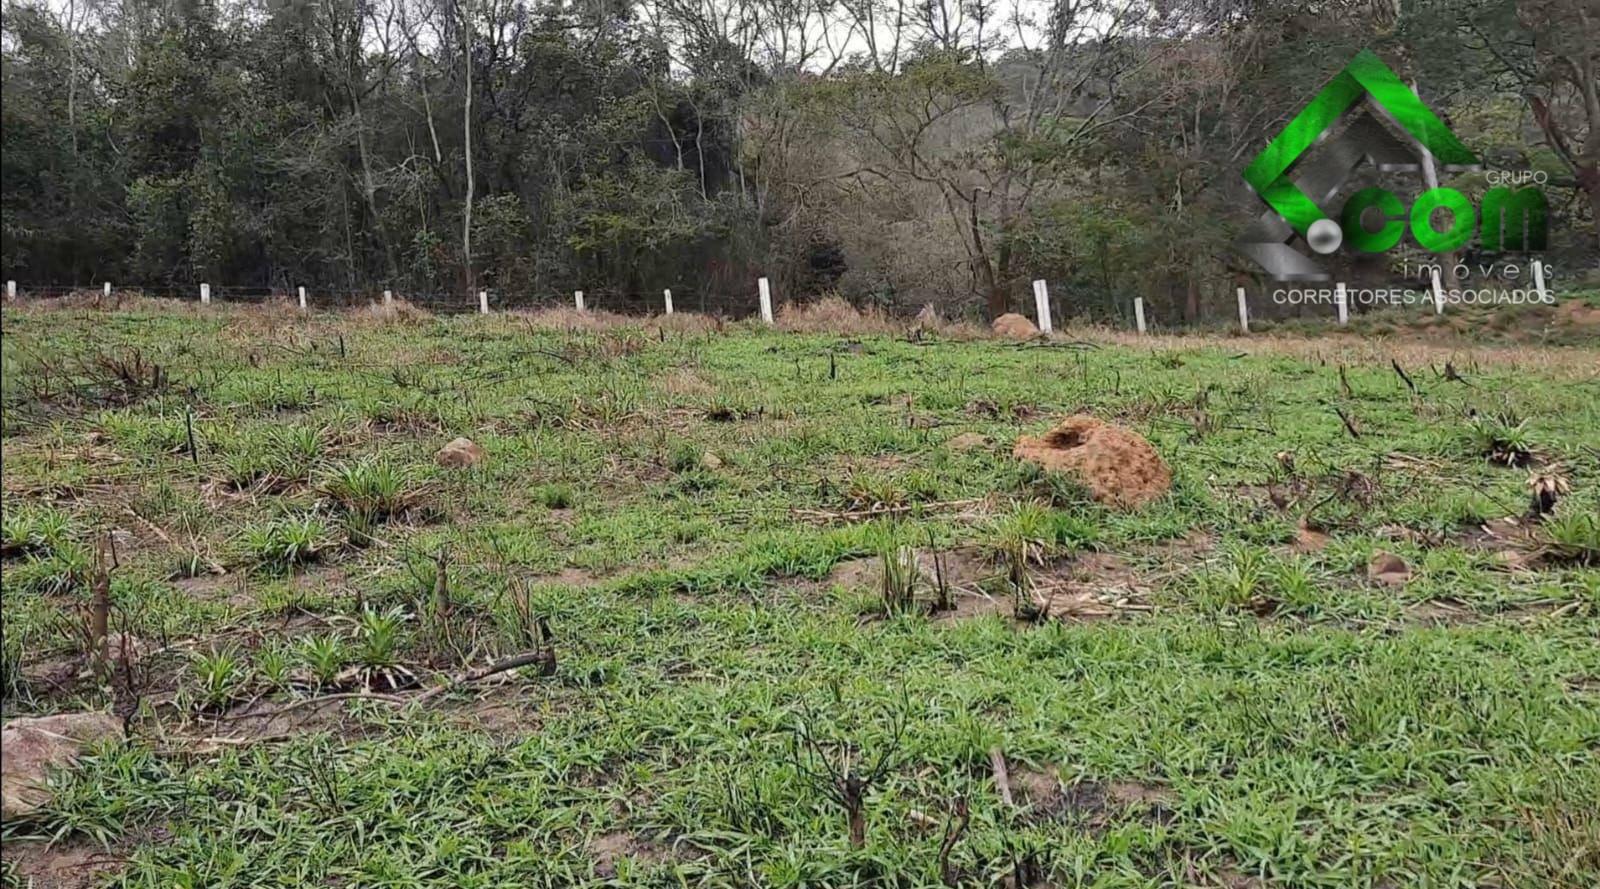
left=1, top=300, right=1597, bottom=888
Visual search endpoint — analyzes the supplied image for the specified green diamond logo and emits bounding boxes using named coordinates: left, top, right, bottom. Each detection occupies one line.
left=1243, top=50, right=1479, bottom=243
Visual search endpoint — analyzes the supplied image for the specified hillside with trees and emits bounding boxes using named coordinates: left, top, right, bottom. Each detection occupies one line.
left=3, top=0, right=1595, bottom=319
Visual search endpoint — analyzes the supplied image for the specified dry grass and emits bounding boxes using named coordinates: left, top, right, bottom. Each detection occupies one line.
left=1059, top=323, right=1600, bottom=377
left=5, top=295, right=1593, bottom=373
left=506, top=306, right=636, bottom=331
left=776, top=296, right=903, bottom=336
left=347, top=298, right=435, bottom=326
left=40, top=290, right=201, bottom=315
left=648, top=312, right=722, bottom=334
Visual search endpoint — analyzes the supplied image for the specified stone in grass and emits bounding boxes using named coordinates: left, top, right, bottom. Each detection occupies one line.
left=436, top=437, right=486, bottom=468
left=700, top=451, right=724, bottom=470
left=1367, top=552, right=1411, bottom=586
left=991, top=313, right=1039, bottom=340
left=1, top=712, right=123, bottom=821
left=946, top=432, right=989, bottom=453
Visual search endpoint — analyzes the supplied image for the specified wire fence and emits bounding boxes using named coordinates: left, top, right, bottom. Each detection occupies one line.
left=1, top=281, right=777, bottom=318
left=5, top=270, right=1563, bottom=334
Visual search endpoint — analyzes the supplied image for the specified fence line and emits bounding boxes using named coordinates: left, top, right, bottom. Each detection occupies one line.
left=0, top=282, right=773, bottom=318
left=6, top=275, right=1554, bottom=335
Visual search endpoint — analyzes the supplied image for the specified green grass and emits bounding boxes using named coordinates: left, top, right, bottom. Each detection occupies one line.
left=1, top=304, right=1597, bottom=887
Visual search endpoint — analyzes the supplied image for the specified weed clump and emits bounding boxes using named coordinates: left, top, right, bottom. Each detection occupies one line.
left=1467, top=411, right=1533, bottom=467
left=244, top=516, right=330, bottom=571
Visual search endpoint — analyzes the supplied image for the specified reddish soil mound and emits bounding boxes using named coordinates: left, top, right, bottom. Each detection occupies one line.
left=1013, top=416, right=1171, bottom=508
left=991, top=312, right=1039, bottom=340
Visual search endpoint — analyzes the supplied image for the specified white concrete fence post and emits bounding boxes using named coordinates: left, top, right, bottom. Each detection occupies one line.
left=1031, top=279, right=1054, bottom=334
left=1134, top=297, right=1147, bottom=335
left=1335, top=282, right=1348, bottom=326
left=479, top=290, right=489, bottom=314
left=383, top=289, right=393, bottom=306
left=663, top=288, right=674, bottom=315
left=758, top=277, right=774, bottom=325
left=574, top=289, right=585, bottom=311
left=1236, top=287, right=1249, bottom=333
left=104, top=282, right=112, bottom=297
left=1532, top=259, right=1549, bottom=302
left=297, top=286, right=307, bottom=311
left=200, top=283, right=211, bottom=305
left=1429, top=268, right=1445, bottom=314
left=6, top=281, right=15, bottom=300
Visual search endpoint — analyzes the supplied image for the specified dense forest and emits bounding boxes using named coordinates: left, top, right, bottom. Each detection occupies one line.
left=2, top=0, right=1596, bottom=318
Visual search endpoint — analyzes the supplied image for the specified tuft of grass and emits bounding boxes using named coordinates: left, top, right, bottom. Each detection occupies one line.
left=322, top=458, right=413, bottom=523
left=355, top=607, right=407, bottom=669
left=1539, top=507, right=1598, bottom=565
left=878, top=544, right=919, bottom=615
left=244, top=516, right=330, bottom=571
left=190, top=647, right=248, bottom=711
left=1193, top=543, right=1273, bottom=612
left=1, top=502, right=73, bottom=559
left=298, top=635, right=346, bottom=687
left=1467, top=411, right=1533, bottom=467
left=254, top=642, right=294, bottom=691
left=1, top=625, right=25, bottom=702
left=983, top=500, right=1092, bottom=565
left=533, top=483, right=574, bottom=510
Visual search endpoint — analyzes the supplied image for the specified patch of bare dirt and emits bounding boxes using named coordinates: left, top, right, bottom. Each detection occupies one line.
left=0, top=837, right=127, bottom=889
left=1009, top=768, right=1176, bottom=829
left=528, top=566, right=608, bottom=588
left=1402, top=599, right=1473, bottom=625
left=946, top=431, right=989, bottom=453
left=1156, top=529, right=1217, bottom=560
left=1014, top=416, right=1172, bottom=509
left=1034, top=552, right=1153, bottom=621
left=589, top=830, right=669, bottom=876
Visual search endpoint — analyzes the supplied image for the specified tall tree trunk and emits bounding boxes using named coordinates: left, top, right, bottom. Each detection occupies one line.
left=462, top=4, right=475, bottom=295
left=967, top=198, right=1006, bottom=319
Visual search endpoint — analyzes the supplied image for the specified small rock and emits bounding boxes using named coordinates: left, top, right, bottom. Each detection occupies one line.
left=1367, top=552, right=1411, bottom=586
left=700, top=451, right=723, bottom=470
left=2, top=712, right=124, bottom=821
left=435, top=437, right=486, bottom=468
left=947, top=432, right=989, bottom=453
left=1291, top=523, right=1330, bottom=554
left=991, top=313, right=1040, bottom=340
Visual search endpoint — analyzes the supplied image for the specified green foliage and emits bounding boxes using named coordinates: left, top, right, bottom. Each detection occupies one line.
left=2, top=308, right=1598, bottom=886
left=190, top=647, right=247, bottom=711
left=298, top=635, right=346, bottom=688
left=322, top=458, right=412, bottom=523
left=244, top=516, right=329, bottom=571
left=355, top=608, right=407, bottom=669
